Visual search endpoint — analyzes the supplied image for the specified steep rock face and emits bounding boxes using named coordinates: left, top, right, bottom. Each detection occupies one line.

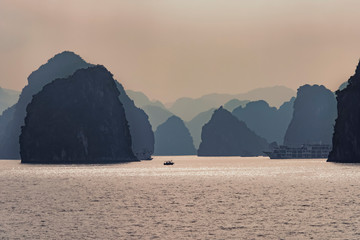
left=154, top=116, right=196, bottom=155
left=328, top=61, right=360, bottom=163
left=232, top=98, right=294, bottom=144
left=198, top=107, right=269, bottom=156
left=185, top=108, right=215, bottom=149
left=20, top=66, right=137, bottom=164
left=0, top=51, right=92, bottom=159
left=115, top=82, right=154, bottom=160
left=0, top=51, right=154, bottom=160
left=283, top=85, right=337, bottom=147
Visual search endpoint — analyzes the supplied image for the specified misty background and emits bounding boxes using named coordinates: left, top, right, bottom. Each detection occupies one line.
left=1, top=0, right=360, bottom=104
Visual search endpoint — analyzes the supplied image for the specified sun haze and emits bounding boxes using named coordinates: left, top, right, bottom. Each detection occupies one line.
left=1, top=0, right=360, bottom=102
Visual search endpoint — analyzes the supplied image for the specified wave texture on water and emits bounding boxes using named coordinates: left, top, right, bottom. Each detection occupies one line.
left=1, top=156, right=360, bottom=239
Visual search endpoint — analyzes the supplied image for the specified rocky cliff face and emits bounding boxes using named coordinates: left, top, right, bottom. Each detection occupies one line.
left=0, top=51, right=154, bottom=160
left=185, top=108, right=215, bottom=149
left=283, top=85, right=337, bottom=147
left=0, top=51, right=92, bottom=159
left=328, top=61, right=360, bottom=163
left=20, top=66, right=137, bottom=164
left=115, top=82, right=154, bottom=160
left=154, top=116, right=196, bottom=155
left=232, top=98, right=294, bottom=144
left=198, top=107, right=269, bottom=156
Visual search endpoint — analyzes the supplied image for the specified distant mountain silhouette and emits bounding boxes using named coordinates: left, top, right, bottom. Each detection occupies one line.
left=223, top=99, right=249, bottom=112
left=20, top=66, right=137, bottom=164
left=142, top=105, right=174, bottom=131
left=185, top=108, right=215, bottom=149
left=284, top=85, right=337, bottom=147
left=0, top=105, right=16, bottom=144
left=232, top=98, right=295, bottom=144
left=198, top=107, right=269, bottom=156
left=169, top=86, right=295, bottom=121
left=0, top=88, right=20, bottom=114
left=328, top=60, right=360, bottom=163
left=0, top=51, right=92, bottom=159
left=116, top=83, right=154, bottom=160
left=338, top=81, right=348, bottom=91
left=0, top=51, right=154, bottom=160
left=126, top=90, right=165, bottom=109
left=154, top=116, right=196, bottom=155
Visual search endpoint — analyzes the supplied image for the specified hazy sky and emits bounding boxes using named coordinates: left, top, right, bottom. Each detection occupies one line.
left=1, top=0, right=360, bottom=102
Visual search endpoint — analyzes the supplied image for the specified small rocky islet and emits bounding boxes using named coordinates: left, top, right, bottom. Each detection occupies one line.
left=198, top=107, right=269, bottom=157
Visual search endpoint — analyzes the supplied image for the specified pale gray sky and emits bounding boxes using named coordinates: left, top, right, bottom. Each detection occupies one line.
left=1, top=0, right=360, bottom=102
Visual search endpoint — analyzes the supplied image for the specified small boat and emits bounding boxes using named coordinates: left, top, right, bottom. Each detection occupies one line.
left=163, top=160, right=174, bottom=165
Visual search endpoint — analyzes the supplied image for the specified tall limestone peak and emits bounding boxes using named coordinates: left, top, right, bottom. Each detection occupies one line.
left=154, top=115, right=196, bottom=155
left=198, top=107, right=269, bottom=156
left=0, top=51, right=92, bottom=159
left=0, top=51, right=154, bottom=160
left=27, top=51, right=92, bottom=85
left=328, top=59, right=360, bottom=162
left=283, top=84, right=337, bottom=147
left=20, top=65, right=137, bottom=164
left=232, top=98, right=294, bottom=145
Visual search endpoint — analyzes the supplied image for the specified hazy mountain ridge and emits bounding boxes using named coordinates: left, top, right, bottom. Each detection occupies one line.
left=169, top=86, right=296, bottom=121
left=116, top=83, right=154, bottom=160
left=232, top=98, right=295, bottom=144
left=154, top=116, right=196, bottom=156
left=185, top=108, right=216, bottom=149
left=198, top=107, right=269, bottom=156
left=126, top=90, right=165, bottom=109
left=0, top=88, right=20, bottom=114
left=142, top=105, right=174, bottom=131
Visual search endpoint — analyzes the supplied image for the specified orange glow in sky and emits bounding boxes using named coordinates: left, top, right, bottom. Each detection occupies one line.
left=1, top=0, right=360, bottom=102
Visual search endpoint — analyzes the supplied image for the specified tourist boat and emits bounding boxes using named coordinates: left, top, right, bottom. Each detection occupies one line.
left=264, top=144, right=332, bottom=159
left=163, top=160, right=174, bottom=165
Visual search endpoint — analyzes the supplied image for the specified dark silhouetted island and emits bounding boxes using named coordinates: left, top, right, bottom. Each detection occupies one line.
left=283, top=84, right=337, bottom=147
left=0, top=51, right=92, bottom=159
left=198, top=107, right=269, bottom=156
left=328, top=60, right=360, bottom=163
left=0, top=51, right=154, bottom=160
left=154, top=116, right=196, bottom=155
left=20, top=66, right=137, bottom=164
left=232, top=98, right=294, bottom=144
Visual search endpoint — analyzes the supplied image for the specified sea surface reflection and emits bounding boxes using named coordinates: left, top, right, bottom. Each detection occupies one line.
left=1, top=156, right=360, bottom=239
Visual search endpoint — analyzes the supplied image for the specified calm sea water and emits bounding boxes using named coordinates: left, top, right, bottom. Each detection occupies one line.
left=1, top=156, right=360, bottom=239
